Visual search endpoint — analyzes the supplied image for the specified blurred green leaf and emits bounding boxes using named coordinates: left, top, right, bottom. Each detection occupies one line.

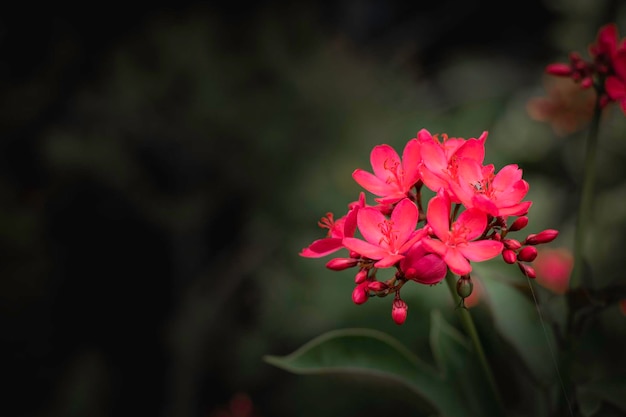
left=264, top=310, right=502, bottom=417
left=482, top=276, right=558, bottom=385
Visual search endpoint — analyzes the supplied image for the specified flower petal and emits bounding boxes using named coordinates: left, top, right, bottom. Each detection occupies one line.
left=456, top=208, right=488, bottom=241
left=342, top=237, right=387, bottom=260
left=458, top=240, right=503, bottom=262
left=401, top=138, right=422, bottom=187
left=370, top=144, right=401, bottom=179
left=300, top=238, right=343, bottom=258
left=427, top=191, right=452, bottom=241
left=374, top=254, right=405, bottom=268
left=354, top=206, right=386, bottom=246
left=390, top=198, right=418, bottom=246
left=444, top=248, right=472, bottom=275
left=352, top=169, right=394, bottom=196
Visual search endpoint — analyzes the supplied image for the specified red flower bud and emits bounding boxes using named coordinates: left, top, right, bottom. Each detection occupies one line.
left=509, top=216, right=529, bottom=232
left=525, top=229, right=559, bottom=245
left=502, top=249, right=517, bottom=264
left=368, top=281, right=388, bottom=292
left=354, top=269, right=368, bottom=284
left=546, top=63, right=572, bottom=76
left=503, top=239, right=522, bottom=250
left=326, top=258, right=358, bottom=271
left=518, top=262, right=537, bottom=279
left=517, top=246, right=538, bottom=262
left=352, top=283, right=368, bottom=305
left=391, top=298, right=408, bottom=325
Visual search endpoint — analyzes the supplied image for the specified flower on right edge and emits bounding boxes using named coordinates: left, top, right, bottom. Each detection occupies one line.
left=545, top=23, right=626, bottom=115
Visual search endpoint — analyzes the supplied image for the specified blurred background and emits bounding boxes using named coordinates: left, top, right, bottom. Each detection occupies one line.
left=2, top=1, right=626, bottom=417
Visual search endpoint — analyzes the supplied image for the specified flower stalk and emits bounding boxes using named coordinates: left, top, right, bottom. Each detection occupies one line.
left=444, top=271, right=506, bottom=416
left=570, top=90, right=603, bottom=289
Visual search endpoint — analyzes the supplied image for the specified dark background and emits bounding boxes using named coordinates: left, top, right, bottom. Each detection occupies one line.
left=1, top=2, right=624, bottom=417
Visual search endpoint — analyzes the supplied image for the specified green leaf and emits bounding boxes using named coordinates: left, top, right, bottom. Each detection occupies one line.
left=481, top=276, right=558, bottom=384
left=264, top=310, right=498, bottom=417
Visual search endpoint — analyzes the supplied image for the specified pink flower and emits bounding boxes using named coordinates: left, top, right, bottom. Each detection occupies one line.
left=450, top=159, right=532, bottom=217
left=343, top=198, right=424, bottom=268
left=526, top=76, right=595, bottom=137
left=422, top=189, right=503, bottom=275
left=299, top=193, right=365, bottom=258
left=352, top=139, right=422, bottom=204
left=533, top=248, right=573, bottom=295
left=418, top=129, right=487, bottom=200
left=605, top=48, right=626, bottom=113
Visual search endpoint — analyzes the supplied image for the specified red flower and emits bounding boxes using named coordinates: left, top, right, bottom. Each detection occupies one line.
left=545, top=23, right=626, bottom=115
left=343, top=198, right=424, bottom=268
left=299, top=193, right=365, bottom=258
left=352, top=139, right=422, bottom=204
left=450, top=159, right=532, bottom=218
left=526, top=76, right=595, bottom=137
left=418, top=128, right=487, bottom=201
left=422, top=189, right=503, bottom=275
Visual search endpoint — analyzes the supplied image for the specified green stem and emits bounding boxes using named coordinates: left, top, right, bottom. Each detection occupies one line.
left=570, top=94, right=603, bottom=289
left=445, top=271, right=506, bottom=415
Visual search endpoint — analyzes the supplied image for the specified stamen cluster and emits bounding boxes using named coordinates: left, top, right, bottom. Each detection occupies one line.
left=300, top=129, right=559, bottom=324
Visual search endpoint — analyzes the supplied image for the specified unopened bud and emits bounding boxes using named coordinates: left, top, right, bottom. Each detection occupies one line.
left=525, top=229, right=559, bottom=245
left=509, top=216, right=529, bottom=232
left=349, top=251, right=361, bottom=259
left=352, top=283, right=368, bottom=305
left=354, top=269, right=368, bottom=284
left=517, top=246, right=538, bottom=262
left=581, top=77, right=593, bottom=89
left=517, top=262, right=536, bottom=279
left=502, top=249, right=517, bottom=264
left=545, top=63, right=572, bottom=76
left=391, top=298, right=408, bottom=325
left=456, top=275, right=473, bottom=299
left=326, top=258, right=358, bottom=271
left=503, top=239, right=522, bottom=250
left=368, top=281, right=388, bottom=292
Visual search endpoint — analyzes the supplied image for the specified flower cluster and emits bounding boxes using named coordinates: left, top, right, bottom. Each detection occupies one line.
left=546, top=23, right=626, bottom=113
left=300, top=129, right=559, bottom=324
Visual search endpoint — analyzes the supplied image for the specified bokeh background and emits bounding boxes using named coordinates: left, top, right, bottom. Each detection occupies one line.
left=2, top=1, right=626, bottom=417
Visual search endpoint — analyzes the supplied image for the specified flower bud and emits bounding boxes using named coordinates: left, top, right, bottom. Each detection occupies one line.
left=502, top=249, right=517, bottom=264
left=368, top=281, right=388, bottom=292
left=352, top=283, right=368, bottom=305
left=517, top=262, right=536, bottom=279
left=456, top=275, right=473, bottom=299
left=546, top=63, right=572, bottom=76
left=509, top=216, right=529, bottom=232
left=391, top=298, right=408, bottom=325
left=525, top=229, right=559, bottom=245
left=503, top=239, right=522, bottom=250
left=326, top=258, right=358, bottom=271
left=354, top=269, right=368, bottom=284
left=517, top=246, right=538, bottom=262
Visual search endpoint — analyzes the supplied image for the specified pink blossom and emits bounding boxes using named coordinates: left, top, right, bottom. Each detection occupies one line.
left=422, top=189, right=503, bottom=275
left=606, top=48, right=626, bottom=114
left=299, top=193, right=365, bottom=258
left=352, top=139, right=422, bottom=204
left=450, top=159, right=532, bottom=217
left=343, top=198, right=424, bottom=268
left=418, top=129, right=488, bottom=200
